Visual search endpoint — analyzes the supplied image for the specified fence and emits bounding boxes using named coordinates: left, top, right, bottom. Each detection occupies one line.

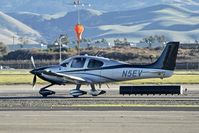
left=0, top=60, right=58, bottom=69
left=176, top=62, right=199, bottom=70
left=0, top=60, right=199, bottom=70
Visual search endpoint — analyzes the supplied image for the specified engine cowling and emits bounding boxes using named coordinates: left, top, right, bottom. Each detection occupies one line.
left=70, top=89, right=87, bottom=97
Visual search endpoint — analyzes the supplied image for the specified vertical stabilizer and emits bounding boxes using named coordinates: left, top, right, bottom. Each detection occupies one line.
left=150, top=42, right=179, bottom=70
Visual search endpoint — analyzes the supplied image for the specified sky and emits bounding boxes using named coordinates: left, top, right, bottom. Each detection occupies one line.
left=0, top=0, right=198, bottom=14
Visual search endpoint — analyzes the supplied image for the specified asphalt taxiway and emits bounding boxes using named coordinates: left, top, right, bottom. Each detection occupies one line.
left=0, top=111, right=199, bottom=133
left=0, top=84, right=198, bottom=133
left=0, top=84, right=198, bottom=111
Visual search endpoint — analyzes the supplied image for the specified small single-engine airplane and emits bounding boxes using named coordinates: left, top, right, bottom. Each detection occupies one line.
left=30, top=42, right=179, bottom=97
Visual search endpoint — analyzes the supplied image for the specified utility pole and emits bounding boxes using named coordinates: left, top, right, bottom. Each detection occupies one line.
left=77, top=0, right=80, bottom=55
left=59, top=35, right=65, bottom=64
left=77, top=40, right=80, bottom=55
left=73, top=0, right=90, bottom=55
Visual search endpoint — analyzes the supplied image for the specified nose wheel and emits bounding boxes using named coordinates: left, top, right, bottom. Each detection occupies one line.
left=39, top=84, right=56, bottom=97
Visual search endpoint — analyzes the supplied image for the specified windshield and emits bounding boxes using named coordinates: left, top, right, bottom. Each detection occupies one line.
left=60, top=58, right=71, bottom=67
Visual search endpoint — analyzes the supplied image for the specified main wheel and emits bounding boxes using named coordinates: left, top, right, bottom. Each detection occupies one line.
left=73, top=95, right=79, bottom=98
left=42, top=94, right=48, bottom=98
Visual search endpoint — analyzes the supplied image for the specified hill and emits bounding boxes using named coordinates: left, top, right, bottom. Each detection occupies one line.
left=8, top=4, right=199, bottom=44
left=0, top=11, right=42, bottom=44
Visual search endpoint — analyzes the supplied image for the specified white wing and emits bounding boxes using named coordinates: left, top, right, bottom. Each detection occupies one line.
left=43, top=70, right=92, bottom=84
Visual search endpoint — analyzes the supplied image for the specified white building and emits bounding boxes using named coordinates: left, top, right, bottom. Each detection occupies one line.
left=7, top=44, right=48, bottom=51
left=68, top=41, right=112, bottom=48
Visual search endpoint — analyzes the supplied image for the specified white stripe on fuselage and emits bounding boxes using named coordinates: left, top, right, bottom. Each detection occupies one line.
left=59, top=68, right=173, bottom=84
left=42, top=65, right=173, bottom=84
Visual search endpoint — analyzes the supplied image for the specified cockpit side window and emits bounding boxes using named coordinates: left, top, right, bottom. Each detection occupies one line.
left=71, top=58, right=86, bottom=68
left=88, top=59, right=104, bottom=69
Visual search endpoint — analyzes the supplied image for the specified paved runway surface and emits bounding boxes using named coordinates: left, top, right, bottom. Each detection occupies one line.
left=0, top=111, right=199, bottom=133
left=0, top=84, right=198, bottom=111
left=0, top=84, right=198, bottom=133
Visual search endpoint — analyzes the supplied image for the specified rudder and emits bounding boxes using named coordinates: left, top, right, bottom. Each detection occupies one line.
left=150, top=42, right=179, bottom=70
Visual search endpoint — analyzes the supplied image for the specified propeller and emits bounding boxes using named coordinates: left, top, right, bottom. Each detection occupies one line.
left=30, top=56, right=37, bottom=89
left=31, top=56, right=36, bottom=69
left=32, top=75, right=37, bottom=89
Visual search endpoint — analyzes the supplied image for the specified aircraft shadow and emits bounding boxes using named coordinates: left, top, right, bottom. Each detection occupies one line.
left=0, top=96, right=136, bottom=100
left=0, top=96, right=122, bottom=100
left=0, top=95, right=185, bottom=100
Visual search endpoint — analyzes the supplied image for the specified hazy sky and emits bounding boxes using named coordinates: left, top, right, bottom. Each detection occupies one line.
left=0, top=0, right=199, bottom=14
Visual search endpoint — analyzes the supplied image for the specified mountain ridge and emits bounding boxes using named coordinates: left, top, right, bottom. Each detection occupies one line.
left=0, top=11, right=42, bottom=44
left=7, top=4, right=199, bottom=43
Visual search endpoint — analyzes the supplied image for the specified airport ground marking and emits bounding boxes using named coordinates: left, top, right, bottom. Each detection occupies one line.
left=51, top=104, right=199, bottom=108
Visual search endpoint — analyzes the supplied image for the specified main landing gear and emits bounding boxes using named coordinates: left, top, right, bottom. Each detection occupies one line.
left=70, top=84, right=106, bottom=97
left=89, top=84, right=106, bottom=96
left=69, top=84, right=87, bottom=98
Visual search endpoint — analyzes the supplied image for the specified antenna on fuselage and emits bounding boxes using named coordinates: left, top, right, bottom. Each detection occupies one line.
left=94, top=48, right=104, bottom=56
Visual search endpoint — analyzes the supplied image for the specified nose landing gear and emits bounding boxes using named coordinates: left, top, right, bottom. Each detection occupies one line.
left=39, top=84, right=56, bottom=98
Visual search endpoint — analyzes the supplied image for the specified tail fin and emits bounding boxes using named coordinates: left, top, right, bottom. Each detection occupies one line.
left=150, top=42, right=179, bottom=70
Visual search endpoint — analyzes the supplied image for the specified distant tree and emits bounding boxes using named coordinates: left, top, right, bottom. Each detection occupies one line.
left=87, top=38, right=92, bottom=42
left=155, top=35, right=166, bottom=48
left=123, top=38, right=127, bottom=43
left=114, top=38, right=130, bottom=46
left=114, top=39, right=122, bottom=46
left=95, top=40, right=101, bottom=44
left=143, top=38, right=149, bottom=44
left=79, top=38, right=92, bottom=43
left=71, top=41, right=76, bottom=44
left=81, top=38, right=87, bottom=42
left=123, top=38, right=130, bottom=46
left=148, top=36, right=155, bottom=48
left=101, top=38, right=107, bottom=43
left=142, top=35, right=166, bottom=48
left=0, top=42, right=7, bottom=56
left=197, top=40, right=199, bottom=51
left=143, top=36, right=155, bottom=48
